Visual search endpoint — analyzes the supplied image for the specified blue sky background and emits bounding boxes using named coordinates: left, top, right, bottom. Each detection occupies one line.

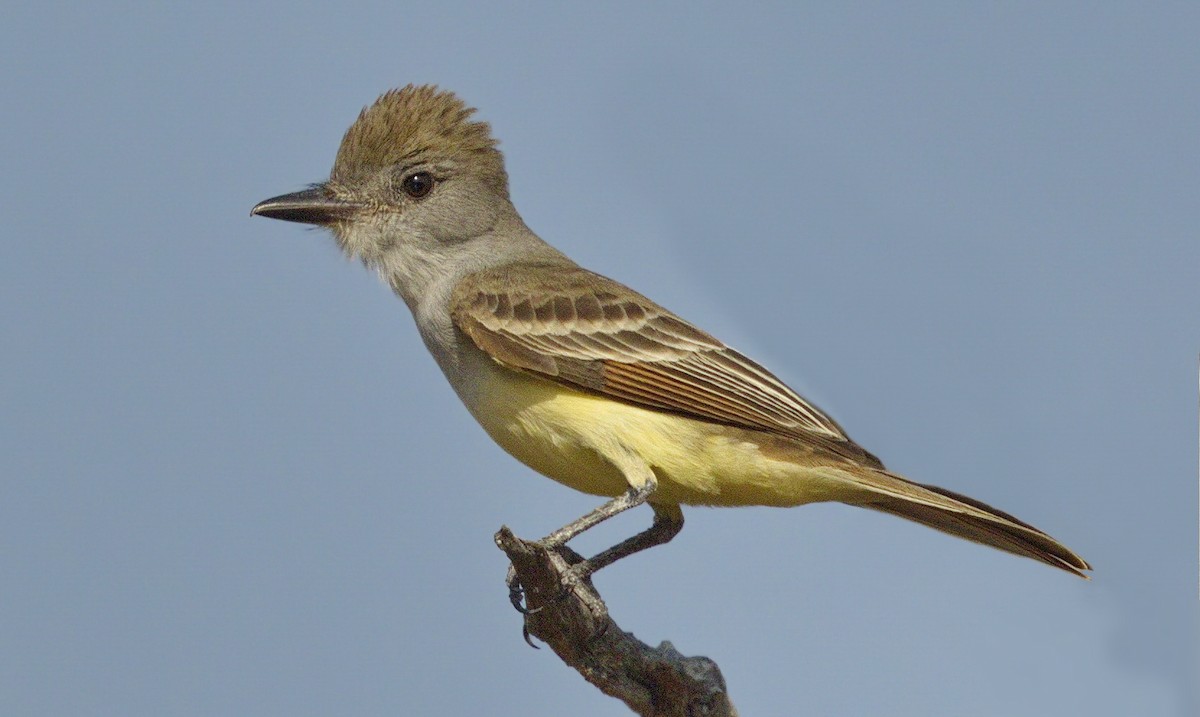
left=3, top=3, right=1197, bottom=715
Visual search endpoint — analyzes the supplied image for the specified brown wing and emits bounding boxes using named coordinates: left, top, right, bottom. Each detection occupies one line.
left=450, top=262, right=881, bottom=466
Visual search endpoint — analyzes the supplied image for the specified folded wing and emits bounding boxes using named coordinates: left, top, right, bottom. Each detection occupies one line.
left=450, top=262, right=880, bottom=466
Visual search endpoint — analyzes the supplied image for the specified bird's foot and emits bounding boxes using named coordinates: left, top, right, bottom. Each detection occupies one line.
left=495, top=525, right=609, bottom=639
left=505, top=542, right=591, bottom=614
left=506, top=563, right=541, bottom=615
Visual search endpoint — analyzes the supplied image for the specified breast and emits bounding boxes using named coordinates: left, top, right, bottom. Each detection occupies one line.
left=461, top=355, right=631, bottom=495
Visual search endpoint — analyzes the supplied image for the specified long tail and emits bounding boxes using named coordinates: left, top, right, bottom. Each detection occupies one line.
left=837, top=469, right=1091, bottom=578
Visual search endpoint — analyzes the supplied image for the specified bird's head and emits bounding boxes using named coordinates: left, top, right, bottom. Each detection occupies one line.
left=252, top=85, right=514, bottom=268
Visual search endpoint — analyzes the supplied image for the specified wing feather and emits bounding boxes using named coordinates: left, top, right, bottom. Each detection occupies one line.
left=450, top=262, right=877, bottom=464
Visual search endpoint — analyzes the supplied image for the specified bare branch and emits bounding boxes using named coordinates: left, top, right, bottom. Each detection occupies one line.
left=495, top=526, right=737, bottom=717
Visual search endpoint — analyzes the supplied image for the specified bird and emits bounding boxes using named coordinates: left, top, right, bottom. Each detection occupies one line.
left=251, top=85, right=1090, bottom=586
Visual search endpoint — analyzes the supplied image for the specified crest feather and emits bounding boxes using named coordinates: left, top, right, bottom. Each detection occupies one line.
left=331, top=85, right=505, bottom=189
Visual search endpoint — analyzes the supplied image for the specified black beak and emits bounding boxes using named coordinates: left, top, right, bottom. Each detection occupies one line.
left=251, top=185, right=362, bottom=225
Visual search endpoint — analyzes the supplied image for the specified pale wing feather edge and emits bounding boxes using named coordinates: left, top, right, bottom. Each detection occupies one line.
left=450, top=264, right=854, bottom=444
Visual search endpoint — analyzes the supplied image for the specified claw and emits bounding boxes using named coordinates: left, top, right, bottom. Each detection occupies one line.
left=507, top=565, right=543, bottom=647
left=521, top=624, right=540, bottom=649
left=506, top=565, right=543, bottom=615
left=505, top=564, right=523, bottom=608
left=508, top=582, right=529, bottom=613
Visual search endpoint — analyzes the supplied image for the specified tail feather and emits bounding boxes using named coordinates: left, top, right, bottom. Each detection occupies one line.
left=838, top=469, right=1091, bottom=578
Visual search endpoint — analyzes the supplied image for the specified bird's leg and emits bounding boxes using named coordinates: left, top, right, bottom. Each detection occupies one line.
left=565, top=504, right=684, bottom=583
left=507, top=502, right=684, bottom=614
left=507, top=480, right=657, bottom=614
left=508, top=462, right=664, bottom=612
left=538, top=482, right=657, bottom=548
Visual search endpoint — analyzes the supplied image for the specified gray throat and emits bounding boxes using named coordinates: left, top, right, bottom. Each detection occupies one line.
left=382, top=216, right=573, bottom=375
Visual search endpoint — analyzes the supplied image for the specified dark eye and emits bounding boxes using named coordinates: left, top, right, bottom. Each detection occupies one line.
left=401, top=171, right=434, bottom=198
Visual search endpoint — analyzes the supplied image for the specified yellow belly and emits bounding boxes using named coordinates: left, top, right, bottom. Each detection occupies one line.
left=461, top=356, right=850, bottom=508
